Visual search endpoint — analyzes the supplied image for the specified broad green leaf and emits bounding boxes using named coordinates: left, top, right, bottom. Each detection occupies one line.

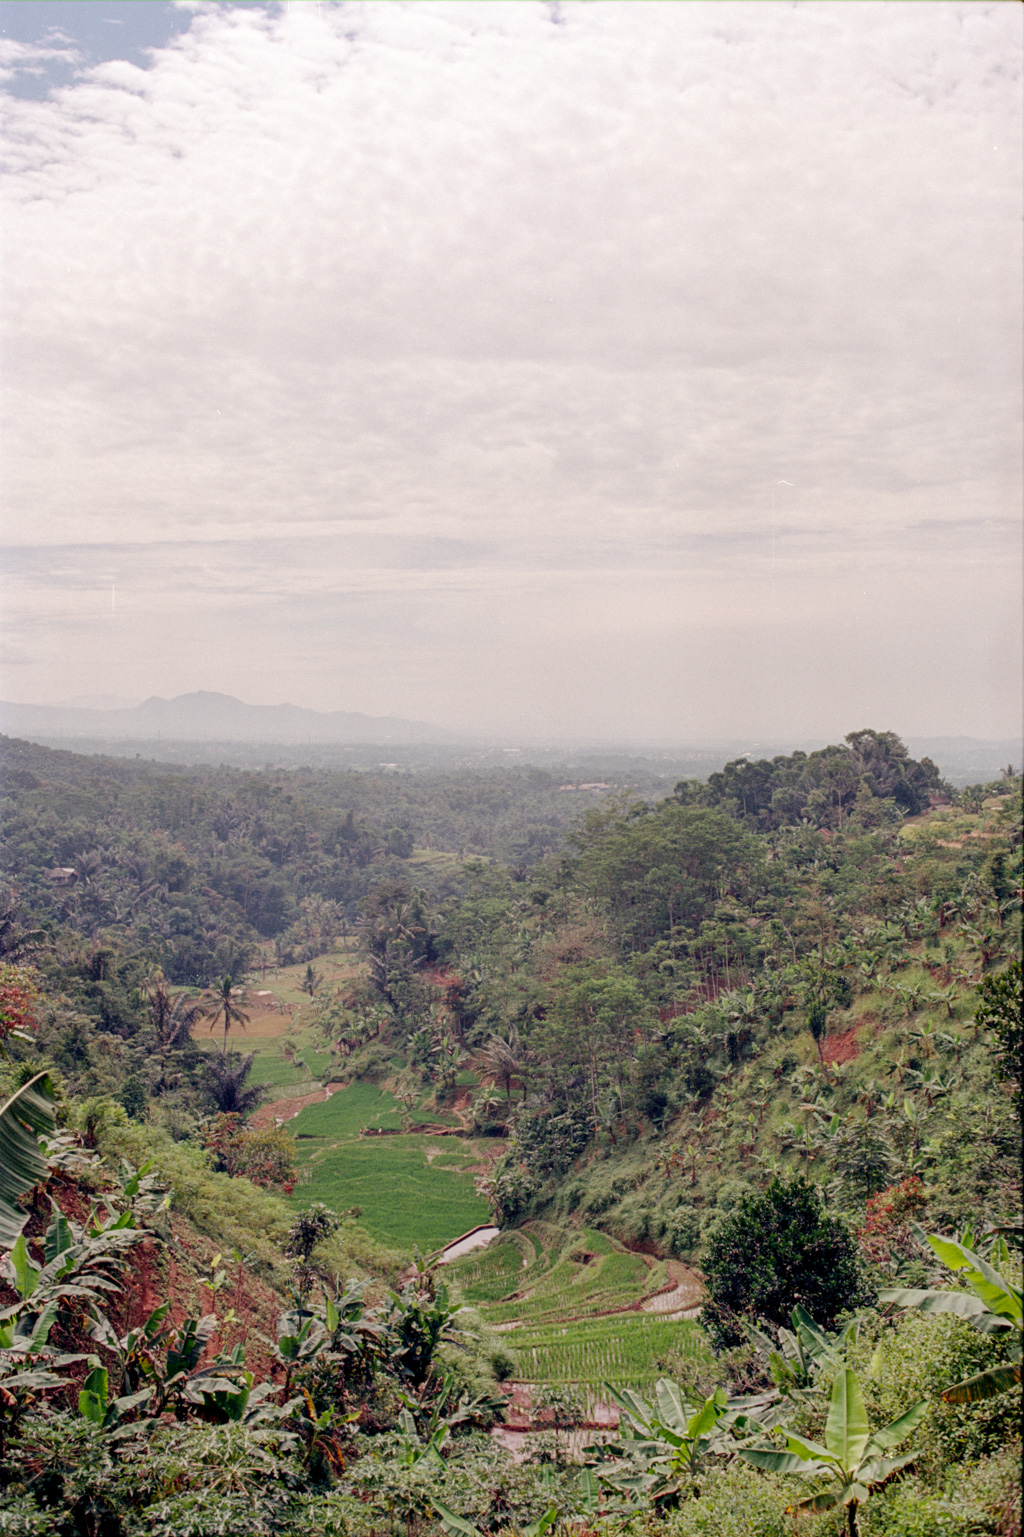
left=940, top=1363, right=1021, bottom=1403
left=784, top=1429, right=833, bottom=1462
left=142, top=1301, right=171, bottom=1339
left=8, top=1234, right=39, bottom=1300
left=793, top=1490, right=841, bottom=1514
left=739, top=1449, right=827, bottom=1476
left=927, top=1233, right=980, bottom=1273
left=655, top=1378, right=689, bottom=1433
left=825, top=1370, right=869, bottom=1467
left=969, top=1313, right=1015, bottom=1336
left=325, top=1297, right=339, bottom=1334
left=27, top=1299, right=59, bottom=1351
left=78, top=1365, right=109, bottom=1424
left=579, top=1468, right=599, bottom=1511
left=926, top=1237, right=1022, bottom=1322
left=431, top=1501, right=480, bottom=1537
left=112, top=1387, right=154, bottom=1418
left=867, top=1398, right=928, bottom=1450
left=857, top=1453, right=917, bottom=1485
left=1, top=1368, right=65, bottom=1393
left=43, top=1213, right=73, bottom=1264
left=685, top=1394, right=722, bottom=1442
left=522, top=1507, right=558, bottom=1537
left=0, top=1074, right=56, bottom=1247
left=604, top=1381, right=652, bottom=1429
left=879, top=1287, right=986, bottom=1319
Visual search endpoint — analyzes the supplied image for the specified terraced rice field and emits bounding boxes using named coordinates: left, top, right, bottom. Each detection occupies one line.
left=511, top=1312, right=711, bottom=1391
left=448, top=1222, right=710, bottom=1393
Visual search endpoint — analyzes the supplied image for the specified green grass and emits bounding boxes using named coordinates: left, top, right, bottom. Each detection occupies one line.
left=289, top=1135, right=489, bottom=1252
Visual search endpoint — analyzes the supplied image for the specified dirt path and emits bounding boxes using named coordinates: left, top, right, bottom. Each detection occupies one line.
left=250, top=1084, right=341, bottom=1129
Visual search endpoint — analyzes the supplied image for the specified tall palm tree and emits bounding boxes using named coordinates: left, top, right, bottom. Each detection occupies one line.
left=204, top=975, right=251, bottom=1055
left=481, top=1032, right=526, bottom=1103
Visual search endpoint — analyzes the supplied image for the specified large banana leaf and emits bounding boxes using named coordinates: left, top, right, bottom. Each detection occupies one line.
left=825, top=1370, right=870, bottom=1468
left=926, top=1236, right=1023, bottom=1324
left=0, top=1073, right=55, bottom=1247
left=941, top=1363, right=1022, bottom=1404
left=878, top=1287, right=987, bottom=1319
left=865, top=1398, right=928, bottom=1451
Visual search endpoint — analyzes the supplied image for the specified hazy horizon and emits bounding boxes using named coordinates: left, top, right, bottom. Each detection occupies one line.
left=2, top=2, right=1021, bottom=742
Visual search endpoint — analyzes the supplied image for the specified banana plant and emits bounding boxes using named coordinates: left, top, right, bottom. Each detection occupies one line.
left=745, top=1305, right=860, bottom=1400
left=0, top=1299, right=91, bottom=1456
left=740, top=1368, right=927, bottom=1537
left=0, top=1072, right=55, bottom=1246
left=596, top=1379, right=774, bottom=1505
left=398, top=1367, right=506, bottom=1441
left=879, top=1229, right=1022, bottom=1402
left=433, top=1500, right=557, bottom=1537
left=0, top=1204, right=146, bottom=1350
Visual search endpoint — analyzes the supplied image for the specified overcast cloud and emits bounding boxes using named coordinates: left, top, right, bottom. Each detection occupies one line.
left=1, top=1, right=1020, bottom=741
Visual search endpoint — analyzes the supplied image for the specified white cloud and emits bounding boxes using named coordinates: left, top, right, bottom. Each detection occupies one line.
left=1, top=0, right=1020, bottom=737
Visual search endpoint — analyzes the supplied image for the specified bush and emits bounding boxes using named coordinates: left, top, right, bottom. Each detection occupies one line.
left=637, top=1461, right=791, bottom=1537
left=92, top=1118, right=400, bottom=1287
left=701, top=1174, right=868, bottom=1348
left=845, top=1309, right=1024, bottom=1480
left=858, top=1443, right=1022, bottom=1536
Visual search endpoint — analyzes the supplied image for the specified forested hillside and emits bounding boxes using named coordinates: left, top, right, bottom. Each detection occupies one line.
left=1, top=729, right=1020, bottom=1537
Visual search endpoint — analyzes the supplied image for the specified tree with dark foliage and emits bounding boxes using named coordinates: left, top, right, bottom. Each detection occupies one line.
left=702, top=1175, right=868, bottom=1349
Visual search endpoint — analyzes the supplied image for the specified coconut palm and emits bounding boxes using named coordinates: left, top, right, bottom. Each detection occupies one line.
left=481, top=1033, right=524, bottom=1103
left=203, top=975, right=250, bottom=1055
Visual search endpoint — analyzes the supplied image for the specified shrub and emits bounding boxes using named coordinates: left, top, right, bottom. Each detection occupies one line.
left=846, top=1310, right=1023, bottom=1480
left=200, top=1112, right=297, bottom=1190
left=643, top=1461, right=791, bottom=1537
left=701, top=1174, right=868, bottom=1349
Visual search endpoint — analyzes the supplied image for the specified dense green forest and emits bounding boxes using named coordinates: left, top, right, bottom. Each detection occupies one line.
left=0, top=728, right=1020, bottom=1537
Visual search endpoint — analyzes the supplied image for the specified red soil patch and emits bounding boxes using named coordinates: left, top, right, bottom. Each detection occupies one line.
left=823, top=1025, right=862, bottom=1065
left=3, top=1190, right=289, bottom=1395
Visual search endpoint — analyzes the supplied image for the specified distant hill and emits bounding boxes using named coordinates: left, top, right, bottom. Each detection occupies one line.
left=0, top=695, right=1018, bottom=785
left=0, top=691, right=465, bottom=747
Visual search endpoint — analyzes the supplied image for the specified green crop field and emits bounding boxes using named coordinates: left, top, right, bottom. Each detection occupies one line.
left=509, top=1313, right=712, bottom=1392
left=290, top=1133, right=489, bottom=1252
left=473, top=1232, right=657, bottom=1328
left=445, top=1219, right=706, bottom=1393
left=290, top=1082, right=404, bottom=1137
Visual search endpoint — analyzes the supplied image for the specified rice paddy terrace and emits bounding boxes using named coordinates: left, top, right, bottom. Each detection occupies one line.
left=447, top=1222, right=709, bottom=1399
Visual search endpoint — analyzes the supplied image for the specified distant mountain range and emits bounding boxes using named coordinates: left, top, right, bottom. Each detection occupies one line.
left=0, top=694, right=1019, bottom=785
left=0, top=691, right=465, bottom=747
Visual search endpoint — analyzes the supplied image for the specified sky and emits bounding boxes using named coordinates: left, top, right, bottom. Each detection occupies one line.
left=1, top=1, right=1021, bottom=744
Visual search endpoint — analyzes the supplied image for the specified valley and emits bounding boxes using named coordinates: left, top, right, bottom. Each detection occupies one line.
left=0, top=729, right=1020, bottom=1536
